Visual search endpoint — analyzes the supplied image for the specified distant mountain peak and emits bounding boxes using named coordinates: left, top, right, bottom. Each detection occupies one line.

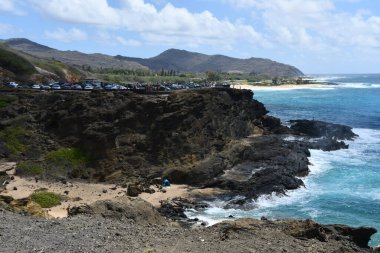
left=4, top=38, right=55, bottom=52
left=3, top=38, right=303, bottom=77
left=117, top=48, right=304, bottom=77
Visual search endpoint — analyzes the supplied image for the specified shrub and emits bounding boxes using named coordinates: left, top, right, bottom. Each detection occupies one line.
left=46, top=147, right=89, bottom=166
left=0, top=47, right=36, bottom=77
left=30, top=191, right=61, bottom=208
left=16, top=161, right=44, bottom=176
left=0, top=95, right=16, bottom=109
left=0, top=127, right=27, bottom=155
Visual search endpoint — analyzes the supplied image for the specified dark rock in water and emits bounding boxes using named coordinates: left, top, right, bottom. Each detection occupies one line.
left=290, top=119, right=357, bottom=140
left=158, top=197, right=209, bottom=222
left=290, top=120, right=358, bottom=151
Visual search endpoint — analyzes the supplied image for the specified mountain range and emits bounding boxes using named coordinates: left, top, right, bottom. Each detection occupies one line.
left=0, top=38, right=303, bottom=83
left=116, top=49, right=303, bottom=77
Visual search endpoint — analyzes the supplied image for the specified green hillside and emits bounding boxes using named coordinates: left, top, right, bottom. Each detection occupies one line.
left=0, top=45, right=37, bottom=80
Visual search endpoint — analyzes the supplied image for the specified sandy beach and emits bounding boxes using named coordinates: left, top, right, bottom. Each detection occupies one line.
left=2, top=162, right=224, bottom=218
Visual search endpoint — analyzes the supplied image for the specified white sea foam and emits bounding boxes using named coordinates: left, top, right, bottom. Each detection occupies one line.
left=311, top=76, right=346, bottom=82
left=186, top=128, right=380, bottom=226
left=336, top=83, right=380, bottom=89
left=308, top=87, right=336, bottom=90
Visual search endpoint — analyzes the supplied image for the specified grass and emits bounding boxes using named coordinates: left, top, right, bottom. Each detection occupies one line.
left=0, top=46, right=36, bottom=77
left=0, top=95, right=17, bottom=109
left=46, top=147, right=89, bottom=166
left=16, top=161, right=44, bottom=176
left=0, top=126, right=27, bottom=155
left=30, top=191, right=61, bottom=208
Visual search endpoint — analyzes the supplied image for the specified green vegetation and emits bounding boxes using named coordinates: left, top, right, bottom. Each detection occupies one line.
left=33, top=59, right=83, bottom=81
left=0, top=95, right=16, bottom=109
left=0, top=127, right=27, bottom=155
left=89, top=68, right=200, bottom=84
left=0, top=46, right=36, bottom=77
left=16, top=161, right=44, bottom=176
left=30, top=191, right=61, bottom=208
left=206, top=71, right=221, bottom=82
left=88, top=67, right=273, bottom=85
left=46, top=147, right=89, bottom=166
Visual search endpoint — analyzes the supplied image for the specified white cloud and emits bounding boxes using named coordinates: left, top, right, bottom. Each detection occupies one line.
left=225, top=0, right=380, bottom=50
left=116, top=36, right=141, bottom=47
left=45, top=28, right=88, bottom=42
left=28, top=0, right=264, bottom=48
left=0, top=0, right=24, bottom=15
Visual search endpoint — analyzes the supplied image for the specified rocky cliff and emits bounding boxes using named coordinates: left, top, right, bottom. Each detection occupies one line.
left=0, top=88, right=355, bottom=200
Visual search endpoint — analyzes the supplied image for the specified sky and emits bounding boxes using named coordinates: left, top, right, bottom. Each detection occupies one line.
left=0, top=0, right=380, bottom=74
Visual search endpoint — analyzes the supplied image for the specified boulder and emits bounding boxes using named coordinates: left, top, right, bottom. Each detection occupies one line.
left=68, top=196, right=167, bottom=225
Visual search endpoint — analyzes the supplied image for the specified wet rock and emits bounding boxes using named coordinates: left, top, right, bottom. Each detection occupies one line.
left=290, top=120, right=357, bottom=140
left=290, top=120, right=358, bottom=151
left=158, top=197, right=208, bottom=221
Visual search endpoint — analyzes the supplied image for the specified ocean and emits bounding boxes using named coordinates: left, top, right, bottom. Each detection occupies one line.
left=186, top=74, right=380, bottom=246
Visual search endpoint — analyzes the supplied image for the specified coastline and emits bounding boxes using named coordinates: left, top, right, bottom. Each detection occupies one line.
left=234, top=83, right=331, bottom=90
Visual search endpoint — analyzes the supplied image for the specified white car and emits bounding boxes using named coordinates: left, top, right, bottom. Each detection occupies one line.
left=31, top=84, right=41, bottom=89
left=51, top=84, right=61, bottom=90
left=7, top=82, right=18, bottom=88
left=83, top=84, right=94, bottom=90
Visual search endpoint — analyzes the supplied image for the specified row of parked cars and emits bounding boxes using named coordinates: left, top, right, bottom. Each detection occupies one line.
left=3, top=81, right=215, bottom=92
left=5, top=82, right=131, bottom=91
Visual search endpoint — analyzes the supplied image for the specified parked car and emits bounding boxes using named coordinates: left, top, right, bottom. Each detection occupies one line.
left=61, top=84, right=72, bottom=90
left=83, top=84, right=94, bottom=90
left=72, top=84, right=83, bottom=90
left=7, top=82, right=18, bottom=88
left=51, top=84, right=61, bottom=90
left=31, top=84, right=41, bottom=89
left=103, top=84, right=118, bottom=90
left=118, top=85, right=128, bottom=90
left=40, top=84, right=51, bottom=90
left=92, top=84, right=102, bottom=89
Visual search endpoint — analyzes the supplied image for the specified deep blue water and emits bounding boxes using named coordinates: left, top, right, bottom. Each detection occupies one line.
left=187, top=74, right=380, bottom=246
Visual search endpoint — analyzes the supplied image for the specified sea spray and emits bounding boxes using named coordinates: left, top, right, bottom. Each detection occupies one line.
left=188, top=75, right=380, bottom=246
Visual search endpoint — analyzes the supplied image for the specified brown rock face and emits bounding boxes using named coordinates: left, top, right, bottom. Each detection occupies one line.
left=0, top=88, right=267, bottom=184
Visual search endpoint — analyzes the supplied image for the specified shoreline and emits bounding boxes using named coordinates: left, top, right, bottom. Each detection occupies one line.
left=234, top=83, right=332, bottom=90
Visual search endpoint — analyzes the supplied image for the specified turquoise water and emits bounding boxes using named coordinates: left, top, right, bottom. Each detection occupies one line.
left=187, top=74, right=380, bottom=246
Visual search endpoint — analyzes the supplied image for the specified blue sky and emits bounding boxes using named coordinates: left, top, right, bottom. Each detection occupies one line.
left=1, top=0, right=380, bottom=74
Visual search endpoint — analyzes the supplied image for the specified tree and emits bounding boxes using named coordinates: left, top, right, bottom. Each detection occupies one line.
left=206, top=71, right=221, bottom=82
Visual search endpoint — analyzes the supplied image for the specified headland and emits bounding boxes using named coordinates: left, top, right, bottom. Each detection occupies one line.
left=0, top=87, right=377, bottom=252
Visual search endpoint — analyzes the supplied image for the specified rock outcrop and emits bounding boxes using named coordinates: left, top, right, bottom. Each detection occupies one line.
left=0, top=88, right=357, bottom=201
left=290, top=119, right=358, bottom=151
